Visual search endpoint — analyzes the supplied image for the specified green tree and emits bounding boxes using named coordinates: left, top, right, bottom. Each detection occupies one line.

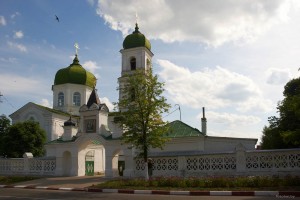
left=261, top=77, right=300, bottom=149
left=0, top=115, right=11, bottom=156
left=2, top=120, right=46, bottom=158
left=115, top=69, right=171, bottom=180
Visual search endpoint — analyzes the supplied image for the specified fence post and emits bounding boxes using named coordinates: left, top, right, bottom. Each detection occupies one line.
left=235, top=143, right=246, bottom=174
left=23, top=152, right=33, bottom=175
left=177, top=156, right=186, bottom=177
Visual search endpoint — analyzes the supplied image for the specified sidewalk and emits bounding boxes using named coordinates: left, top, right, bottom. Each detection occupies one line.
left=10, top=175, right=109, bottom=189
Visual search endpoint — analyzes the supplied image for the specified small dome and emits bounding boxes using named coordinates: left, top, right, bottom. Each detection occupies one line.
left=123, top=23, right=151, bottom=50
left=64, top=117, right=76, bottom=126
left=54, top=55, right=96, bottom=88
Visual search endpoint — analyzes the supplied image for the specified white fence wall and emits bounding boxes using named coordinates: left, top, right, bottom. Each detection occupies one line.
left=1, top=149, right=299, bottom=177
left=134, top=149, right=300, bottom=177
left=0, top=157, right=56, bottom=176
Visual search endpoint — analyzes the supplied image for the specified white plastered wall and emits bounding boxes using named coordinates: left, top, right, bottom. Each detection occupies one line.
left=52, top=83, right=93, bottom=115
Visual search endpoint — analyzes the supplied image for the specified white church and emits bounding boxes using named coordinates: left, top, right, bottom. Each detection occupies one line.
left=9, top=24, right=257, bottom=177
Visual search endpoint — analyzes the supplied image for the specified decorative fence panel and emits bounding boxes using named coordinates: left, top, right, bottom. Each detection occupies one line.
left=0, top=157, right=56, bottom=176
left=134, top=149, right=300, bottom=177
left=245, top=150, right=300, bottom=173
left=185, top=154, right=236, bottom=177
left=134, top=157, right=178, bottom=177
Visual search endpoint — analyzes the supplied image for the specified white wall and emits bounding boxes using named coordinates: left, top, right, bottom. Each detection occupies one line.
left=204, top=136, right=257, bottom=152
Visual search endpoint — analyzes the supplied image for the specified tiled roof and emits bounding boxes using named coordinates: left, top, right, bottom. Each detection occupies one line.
left=165, top=120, right=204, bottom=138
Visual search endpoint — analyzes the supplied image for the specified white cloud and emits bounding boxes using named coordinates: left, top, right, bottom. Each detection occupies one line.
left=7, top=41, right=27, bottom=52
left=0, top=74, right=48, bottom=97
left=96, top=0, right=296, bottom=46
left=158, top=59, right=273, bottom=112
left=196, top=111, right=261, bottom=140
left=14, top=30, right=24, bottom=39
left=11, top=12, right=20, bottom=19
left=87, top=0, right=95, bottom=6
left=40, top=99, right=52, bottom=108
left=0, top=57, right=17, bottom=63
left=198, top=111, right=261, bottom=126
left=100, top=97, right=114, bottom=111
left=0, top=16, right=6, bottom=26
left=82, top=60, right=101, bottom=78
left=266, top=68, right=292, bottom=85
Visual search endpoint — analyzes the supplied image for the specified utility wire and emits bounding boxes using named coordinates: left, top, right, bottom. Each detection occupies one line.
left=163, top=107, right=179, bottom=119
left=0, top=92, right=15, bottom=108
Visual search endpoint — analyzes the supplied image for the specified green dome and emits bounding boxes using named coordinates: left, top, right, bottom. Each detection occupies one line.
left=123, top=23, right=151, bottom=50
left=54, top=55, right=96, bottom=88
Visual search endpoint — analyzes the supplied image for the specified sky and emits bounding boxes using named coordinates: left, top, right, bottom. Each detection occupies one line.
left=1, top=0, right=300, bottom=144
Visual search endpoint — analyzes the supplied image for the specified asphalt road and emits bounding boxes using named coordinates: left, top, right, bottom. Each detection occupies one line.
left=0, top=188, right=298, bottom=200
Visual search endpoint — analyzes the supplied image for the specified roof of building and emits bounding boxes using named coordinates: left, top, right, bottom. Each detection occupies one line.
left=33, top=103, right=79, bottom=118
left=54, top=55, right=96, bottom=88
left=87, top=88, right=101, bottom=108
left=165, top=120, right=205, bottom=138
left=9, top=102, right=79, bottom=118
left=46, top=136, right=78, bottom=144
left=123, top=23, right=151, bottom=50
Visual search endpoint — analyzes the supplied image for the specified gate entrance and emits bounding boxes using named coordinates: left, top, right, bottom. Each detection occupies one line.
left=85, top=150, right=94, bottom=176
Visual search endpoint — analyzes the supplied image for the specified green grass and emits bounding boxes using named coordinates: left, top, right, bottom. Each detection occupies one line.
left=0, top=176, right=40, bottom=184
left=94, top=176, right=300, bottom=191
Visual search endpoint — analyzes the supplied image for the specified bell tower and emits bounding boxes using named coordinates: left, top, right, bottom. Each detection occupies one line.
left=118, top=23, right=153, bottom=101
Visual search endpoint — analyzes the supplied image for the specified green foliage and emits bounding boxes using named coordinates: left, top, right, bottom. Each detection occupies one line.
left=96, top=176, right=300, bottom=190
left=1, top=120, right=46, bottom=158
left=0, top=176, right=39, bottom=184
left=115, top=69, right=171, bottom=163
left=261, top=77, right=300, bottom=149
left=0, top=115, right=11, bottom=135
left=0, top=115, right=11, bottom=156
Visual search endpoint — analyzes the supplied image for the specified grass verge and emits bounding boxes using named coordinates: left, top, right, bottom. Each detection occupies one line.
left=94, top=176, right=300, bottom=191
left=0, top=176, right=40, bottom=185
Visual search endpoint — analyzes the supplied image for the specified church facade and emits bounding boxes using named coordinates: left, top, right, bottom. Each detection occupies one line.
left=9, top=24, right=257, bottom=177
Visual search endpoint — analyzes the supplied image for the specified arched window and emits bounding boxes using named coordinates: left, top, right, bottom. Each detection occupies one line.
left=130, top=57, right=136, bottom=70
left=73, top=92, right=81, bottom=106
left=58, top=92, right=64, bottom=107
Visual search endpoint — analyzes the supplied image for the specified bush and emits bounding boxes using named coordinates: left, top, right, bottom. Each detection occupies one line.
left=97, top=176, right=300, bottom=190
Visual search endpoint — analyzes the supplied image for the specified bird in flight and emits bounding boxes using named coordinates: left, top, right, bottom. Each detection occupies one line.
left=55, top=15, right=59, bottom=22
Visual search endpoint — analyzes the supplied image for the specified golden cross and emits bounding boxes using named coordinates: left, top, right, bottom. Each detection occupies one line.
left=135, top=12, right=138, bottom=24
left=74, top=42, right=80, bottom=55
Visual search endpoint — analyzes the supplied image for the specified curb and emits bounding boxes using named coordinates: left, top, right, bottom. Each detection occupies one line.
left=0, top=185, right=299, bottom=197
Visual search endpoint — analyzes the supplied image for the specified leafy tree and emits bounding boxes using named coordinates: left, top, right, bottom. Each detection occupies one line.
left=0, top=115, right=11, bottom=156
left=1, top=120, right=46, bottom=158
left=115, top=69, right=171, bottom=179
left=261, top=77, right=300, bottom=149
